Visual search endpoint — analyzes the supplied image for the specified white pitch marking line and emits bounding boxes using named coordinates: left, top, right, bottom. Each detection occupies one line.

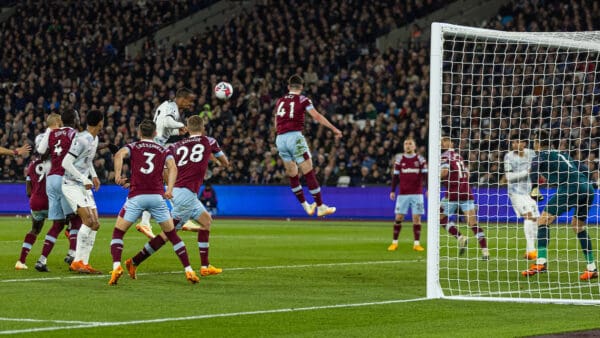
left=0, top=297, right=428, bottom=335
left=0, top=260, right=420, bottom=283
left=0, top=318, right=101, bottom=325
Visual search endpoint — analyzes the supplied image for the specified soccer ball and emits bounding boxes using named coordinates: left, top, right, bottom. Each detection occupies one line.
left=214, top=82, right=233, bottom=100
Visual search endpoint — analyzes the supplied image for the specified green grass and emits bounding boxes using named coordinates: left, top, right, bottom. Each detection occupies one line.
left=0, top=216, right=599, bottom=337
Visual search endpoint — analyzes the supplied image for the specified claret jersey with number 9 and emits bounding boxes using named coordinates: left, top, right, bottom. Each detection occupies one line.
left=275, top=93, right=314, bottom=135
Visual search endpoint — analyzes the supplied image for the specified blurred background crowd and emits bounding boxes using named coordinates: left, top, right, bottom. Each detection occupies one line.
left=1, top=0, right=599, bottom=188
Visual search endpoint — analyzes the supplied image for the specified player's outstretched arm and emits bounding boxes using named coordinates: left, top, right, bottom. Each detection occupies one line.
left=0, top=144, right=31, bottom=157
left=307, top=108, right=342, bottom=138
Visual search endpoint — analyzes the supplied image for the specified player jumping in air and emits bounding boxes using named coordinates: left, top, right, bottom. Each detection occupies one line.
left=135, top=88, right=196, bottom=238
left=274, top=75, right=342, bottom=217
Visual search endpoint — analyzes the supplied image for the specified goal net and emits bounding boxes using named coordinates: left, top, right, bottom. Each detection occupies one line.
left=428, top=23, right=600, bottom=304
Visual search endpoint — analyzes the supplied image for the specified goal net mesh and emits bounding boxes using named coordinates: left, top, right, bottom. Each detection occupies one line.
left=432, top=24, right=600, bottom=303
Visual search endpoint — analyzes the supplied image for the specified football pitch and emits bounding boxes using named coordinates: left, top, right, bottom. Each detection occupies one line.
left=0, top=216, right=599, bottom=337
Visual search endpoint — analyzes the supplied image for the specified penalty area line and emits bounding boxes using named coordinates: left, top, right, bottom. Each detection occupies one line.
left=0, top=259, right=419, bottom=283
left=0, top=297, right=428, bottom=335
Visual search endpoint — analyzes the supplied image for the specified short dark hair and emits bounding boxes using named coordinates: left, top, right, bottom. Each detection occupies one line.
left=61, top=109, right=78, bottom=127
left=512, top=130, right=530, bottom=142
left=186, top=115, right=204, bottom=132
left=139, top=119, right=156, bottom=137
left=86, top=110, right=104, bottom=127
left=534, top=130, right=552, bottom=149
left=288, top=75, right=304, bottom=89
left=176, top=87, right=194, bottom=99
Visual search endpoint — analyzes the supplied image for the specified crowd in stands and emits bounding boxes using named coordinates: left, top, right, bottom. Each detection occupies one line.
left=0, top=0, right=442, bottom=186
left=440, top=0, right=600, bottom=186
left=3, top=0, right=600, bottom=189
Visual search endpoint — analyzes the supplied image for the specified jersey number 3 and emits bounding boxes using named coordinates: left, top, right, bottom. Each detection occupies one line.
left=140, top=152, right=156, bottom=174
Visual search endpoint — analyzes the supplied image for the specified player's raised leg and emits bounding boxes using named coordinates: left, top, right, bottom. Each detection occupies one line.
left=280, top=155, right=315, bottom=216
left=135, top=210, right=155, bottom=239
left=297, top=155, right=335, bottom=217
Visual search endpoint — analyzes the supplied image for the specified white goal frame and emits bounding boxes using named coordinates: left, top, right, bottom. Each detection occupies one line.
left=427, top=22, right=600, bottom=304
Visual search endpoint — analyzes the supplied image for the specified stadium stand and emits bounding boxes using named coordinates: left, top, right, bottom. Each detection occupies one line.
left=10, top=0, right=594, bottom=188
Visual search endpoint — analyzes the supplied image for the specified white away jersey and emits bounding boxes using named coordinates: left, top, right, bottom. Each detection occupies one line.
left=63, top=131, right=98, bottom=186
left=153, top=100, right=183, bottom=146
left=504, top=148, right=536, bottom=195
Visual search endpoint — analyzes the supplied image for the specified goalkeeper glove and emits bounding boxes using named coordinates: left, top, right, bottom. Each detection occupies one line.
left=530, top=186, right=544, bottom=201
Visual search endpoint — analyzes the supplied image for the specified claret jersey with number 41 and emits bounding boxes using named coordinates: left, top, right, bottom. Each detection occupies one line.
left=275, top=93, right=314, bottom=135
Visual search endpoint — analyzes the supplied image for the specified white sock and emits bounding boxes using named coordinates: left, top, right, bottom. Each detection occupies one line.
left=185, top=266, right=193, bottom=272
left=113, top=262, right=121, bottom=270
left=141, top=211, right=151, bottom=226
left=82, top=229, right=97, bottom=265
left=75, top=225, right=91, bottom=262
left=38, top=256, right=47, bottom=264
left=587, top=263, right=597, bottom=271
left=414, top=240, right=420, bottom=246
left=524, top=219, right=537, bottom=253
left=392, top=240, right=398, bottom=244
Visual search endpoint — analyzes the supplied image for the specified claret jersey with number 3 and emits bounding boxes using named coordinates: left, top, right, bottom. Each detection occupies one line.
left=125, top=140, right=172, bottom=198
left=441, top=149, right=473, bottom=201
left=275, top=93, right=314, bottom=135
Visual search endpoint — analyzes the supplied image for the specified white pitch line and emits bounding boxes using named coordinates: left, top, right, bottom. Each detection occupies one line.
left=0, top=259, right=420, bottom=283
left=0, top=297, right=428, bottom=335
left=0, top=318, right=101, bottom=325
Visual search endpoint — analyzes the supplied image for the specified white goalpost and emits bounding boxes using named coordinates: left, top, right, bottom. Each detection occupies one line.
left=428, top=22, right=600, bottom=304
